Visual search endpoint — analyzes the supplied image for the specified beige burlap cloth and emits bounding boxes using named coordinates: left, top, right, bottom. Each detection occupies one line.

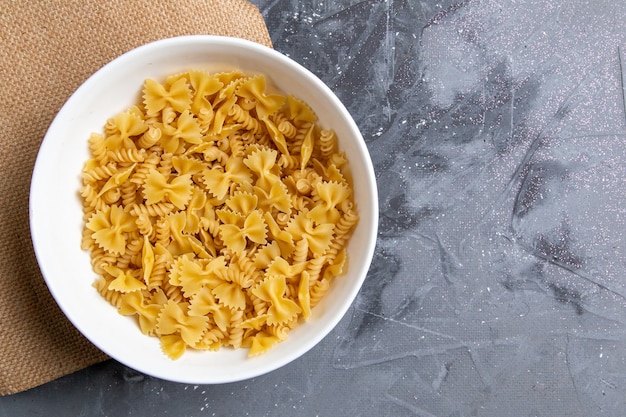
left=0, top=0, right=271, bottom=395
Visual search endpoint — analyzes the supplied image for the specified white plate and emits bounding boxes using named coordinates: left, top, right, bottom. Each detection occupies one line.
left=30, top=36, right=378, bottom=384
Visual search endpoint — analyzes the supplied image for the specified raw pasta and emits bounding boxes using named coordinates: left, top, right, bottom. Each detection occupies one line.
left=80, top=70, right=358, bottom=359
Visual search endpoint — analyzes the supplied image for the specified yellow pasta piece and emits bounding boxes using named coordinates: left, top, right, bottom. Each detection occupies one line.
left=141, top=235, right=155, bottom=285
left=156, top=300, right=208, bottom=346
left=104, top=265, right=146, bottom=293
left=86, top=205, right=137, bottom=255
left=236, top=75, right=285, bottom=119
left=219, top=210, right=267, bottom=253
left=253, top=241, right=282, bottom=269
left=266, top=257, right=306, bottom=281
left=160, top=334, right=188, bottom=360
left=251, top=275, right=302, bottom=326
left=96, top=163, right=136, bottom=198
left=286, top=95, right=318, bottom=126
left=308, top=181, right=351, bottom=224
left=143, top=170, right=193, bottom=210
left=103, top=109, right=148, bottom=151
left=285, top=210, right=334, bottom=256
left=172, top=155, right=206, bottom=176
left=182, top=187, right=207, bottom=234
left=143, top=77, right=192, bottom=115
left=188, top=70, right=223, bottom=114
left=224, top=192, right=258, bottom=216
left=212, top=281, right=247, bottom=311
left=298, top=270, right=312, bottom=320
left=263, top=211, right=295, bottom=258
left=162, top=110, right=203, bottom=153
left=169, top=255, right=225, bottom=297
left=253, top=181, right=291, bottom=214
left=243, top=148, right=280, bottom=191
left=262, top=116, right=289, bottom=156
left=299, top=124, right=315, bottom=170
left=188, top=286, right=232, bottom=332
left=118, top=291, right=162, bottom=335
left=248, top=332, right=281, bottom=357
left=202, top=156, right=252, bottom=200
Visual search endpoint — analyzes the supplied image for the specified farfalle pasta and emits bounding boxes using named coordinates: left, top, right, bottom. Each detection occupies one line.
left=80, top=70, right=359, bottom=359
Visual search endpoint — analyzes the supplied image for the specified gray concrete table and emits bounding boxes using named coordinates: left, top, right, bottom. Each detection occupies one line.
left=2, top=0, right=626, bottom=416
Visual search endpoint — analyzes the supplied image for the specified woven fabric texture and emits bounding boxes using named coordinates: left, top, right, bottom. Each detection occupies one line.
left=0, top=0, right=271, bottom=395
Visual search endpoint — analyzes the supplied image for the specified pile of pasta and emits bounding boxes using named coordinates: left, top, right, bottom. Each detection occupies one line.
left=80, top=70, right=358, bottom=359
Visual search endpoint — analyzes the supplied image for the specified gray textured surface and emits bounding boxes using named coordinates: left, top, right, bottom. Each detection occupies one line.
left=2, top=0, right=626, bottom=415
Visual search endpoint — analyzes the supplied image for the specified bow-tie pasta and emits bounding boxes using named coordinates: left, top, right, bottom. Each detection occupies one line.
left=80, top=70, right=359, bottom=359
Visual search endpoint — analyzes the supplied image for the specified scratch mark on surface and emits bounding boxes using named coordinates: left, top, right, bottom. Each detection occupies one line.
left=424, top=0, right=469, bottom=28
left=385, top=394, right=440, bottom=417
left=467, top=347, right=493, bottom=389
left=431, top=361, right=451, bottom=391
left=259, top=0, right=280, bottom=13
left=600, top=378, right=617, bottom=390
left=355, top=308, right=461, bottom=342
left=435, top=233, right=462, bottom=285
left=508, top=54, right=515, bottom=142
left=564, top=333, right=586, bottom=411
left=525, top=244, right=626, bottom=302
left=501, top=63, right=603, bottom=223
left=618, top=46, right=626, bottom=124
left=383, top=0, right=395, bottom=121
